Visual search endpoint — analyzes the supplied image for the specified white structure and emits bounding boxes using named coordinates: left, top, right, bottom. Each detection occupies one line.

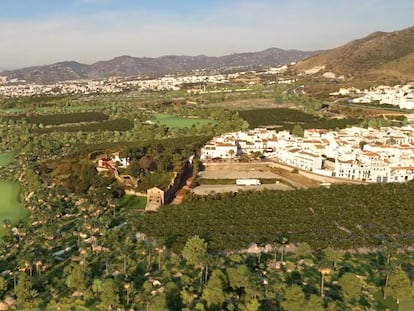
left=343, top=83, right=414, bottom=109
left=236, top=179, right=261, bottom=186
left=200, top=125, right=414, bottom=184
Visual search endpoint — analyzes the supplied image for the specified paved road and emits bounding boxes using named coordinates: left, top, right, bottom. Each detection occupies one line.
left=286, top=85, right=305, bottom=95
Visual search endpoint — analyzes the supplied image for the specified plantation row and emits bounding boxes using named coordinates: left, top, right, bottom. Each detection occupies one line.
left=79, top=135, right=210, bottom=158
left=238, top=108, right=319, bottom=125
left=134, top=182, right=414, bottom=252
left=238, top=108, right=362, bottom=130
left=5, top=111, right=109, bottom=125
left=32, top=118, right=134, bottom=133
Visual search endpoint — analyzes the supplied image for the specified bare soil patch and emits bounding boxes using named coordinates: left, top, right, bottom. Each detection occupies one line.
left=195, top=162, right=321, bottom=194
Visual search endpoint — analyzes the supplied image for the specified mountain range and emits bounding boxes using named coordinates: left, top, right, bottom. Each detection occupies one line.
left=0, top=48, right=315, bottom=84
left=295, top=25, right=414, bottom=81
left=3, top=25, right=414, bottom=84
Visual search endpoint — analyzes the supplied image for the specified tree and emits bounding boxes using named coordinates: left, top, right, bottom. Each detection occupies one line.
left=384, top=267, right=413, bottom=304
left=338, top=272, right=361, bottom=301
left=323, top=247, right=344, bottom=269
left=291, top=125, right=304, bottom=137
left=165, top=281, right=182, bottom=311
left=64, top=263, right=87, bottom=292
left=15, top=273, right=31, bottom=309
left=227, top=265, right=250, bottom=290
left=276, top=236, right=289, bottom=263
left=305, top=295, right=324, bottom=311
left=281, top=285, right=306, bottom=311
left=241, top=298, right=260, bottom=311
left=182, top=235, right=208, bottom=271
left=0, top=276, right=7, bottom=299
left=139, top=156, right=157, bottom=171
left=149, top=293, right=168, bottom=311
left=202, top=269, right=227, bottom=309
left=92, top=279, right=103, bottom=296
left=295, top=242, right=313, bottom=260
left=318, top=267, right=331, bottom=298
left=99, top=279, right=120, bottom=310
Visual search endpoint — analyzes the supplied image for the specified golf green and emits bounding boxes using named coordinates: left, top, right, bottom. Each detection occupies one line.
left=0, top=181, right=29, bottom=233
left=0, top=152, right=15, bottom=166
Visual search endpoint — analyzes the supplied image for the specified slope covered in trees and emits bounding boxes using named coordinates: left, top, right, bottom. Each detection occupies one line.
left=135, top=182, right=414, bottom=251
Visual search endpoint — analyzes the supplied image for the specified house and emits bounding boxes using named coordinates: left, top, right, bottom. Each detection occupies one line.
left=277, top=148, right=322, bottom=171
left=96, top=157, right=115, bottom=172
left=200, top=141, right=238, bottom=160
left=145, top=187, right=165, bottom=212
left=389, top=166, right=414, bottom=182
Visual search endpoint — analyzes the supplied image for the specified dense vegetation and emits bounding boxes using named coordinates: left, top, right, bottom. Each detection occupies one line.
left=133, top=182, right=414, bottom=252
left=1, top=86, right=414, bottom=310
left=33, top=118, right=134, bottom=133
left=238, top=108, right=362, bottom=130
left=4, top=111, right=109, bottom=125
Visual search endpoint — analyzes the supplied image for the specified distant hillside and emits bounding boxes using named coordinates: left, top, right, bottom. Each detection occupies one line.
left=1, top=48, right=316, bottom=83
left=295, top=25, right=414, bottom=81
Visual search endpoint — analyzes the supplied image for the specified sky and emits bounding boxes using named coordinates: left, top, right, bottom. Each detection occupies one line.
left=0, top=0, right=413, bottom=70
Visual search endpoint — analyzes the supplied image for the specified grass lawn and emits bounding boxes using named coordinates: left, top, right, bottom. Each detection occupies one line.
left=152, top=113, right=216, bottom=129
left=0, top=152, right=15, bottom=166
left=0, top=108, right=26, bottom=113
left=0, top=181, right=29, bottom=235
left=399, top=299, right=414, bottom=311
left=374, top=290, right=398, bottom=311
left=118, top=195, right=147, bottom=210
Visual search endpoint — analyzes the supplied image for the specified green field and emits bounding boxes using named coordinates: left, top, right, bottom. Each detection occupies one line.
left=118, top=195, right=147, bottom=210
left=238, top=108, right=362, bottom=130
left=400, top=299, right=414, bottom=311
left=0, top=108, right=26, bottom=113
left=152, top=113, right=216, bottom=128
left=0, top=152, right=15, bottom=166
left=0, top=181, right=29, bottom=234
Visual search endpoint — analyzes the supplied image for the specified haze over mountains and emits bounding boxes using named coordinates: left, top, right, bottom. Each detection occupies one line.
left=2, top=25, right=414, bottom=84
left=0, top=48, right=315, bottom=84
left=296, top=25, right=414, bottom=80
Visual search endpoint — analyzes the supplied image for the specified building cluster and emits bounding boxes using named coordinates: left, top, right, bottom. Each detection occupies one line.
left=0, top=63, right=296, bottom=98
left=0, top=73, right=229, bottom=98
left=0, top=80, right=124, bottom=97
left=331, top=83, right=414, bottom=109
left=200, top=125, right=414, bottom=183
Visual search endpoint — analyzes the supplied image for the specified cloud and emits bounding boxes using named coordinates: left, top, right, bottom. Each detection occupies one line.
left=0, top=0, right=413, bottom=69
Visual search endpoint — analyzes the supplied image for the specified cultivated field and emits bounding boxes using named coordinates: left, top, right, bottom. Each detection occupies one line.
left=192, top=162, right=323, bottom=195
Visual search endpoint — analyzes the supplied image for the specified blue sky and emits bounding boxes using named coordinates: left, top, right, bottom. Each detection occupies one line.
left=0, top=0, right=413, bottom=69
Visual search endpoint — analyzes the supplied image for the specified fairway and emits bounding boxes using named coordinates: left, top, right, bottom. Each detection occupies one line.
left=0, top=152, right=15, bottom=166
left=152, top=113, right=215, bottom=128
left=0, top=182, right=29, bottom=233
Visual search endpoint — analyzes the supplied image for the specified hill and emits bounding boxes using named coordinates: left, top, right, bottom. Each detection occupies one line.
left=295, top=25, right=414, bottom=81
left=1, top=48, right=316, bottom=83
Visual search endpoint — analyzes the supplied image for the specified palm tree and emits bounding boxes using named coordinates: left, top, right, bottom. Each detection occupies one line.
left=276, top=236, right=289, bottom=263
left=319, top=267, right=331, bottom=298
